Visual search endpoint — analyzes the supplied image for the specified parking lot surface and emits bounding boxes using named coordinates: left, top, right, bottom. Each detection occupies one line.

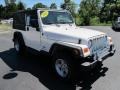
left=0, top=26, right=119, bottom=90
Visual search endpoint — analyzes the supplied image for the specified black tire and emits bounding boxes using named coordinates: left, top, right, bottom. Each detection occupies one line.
left=109, top=51, right=115, bottom=56
left=112, top=26, right=115, bottom=30
left=112, top=25, right=117, bottom=31
left=52, top=52, right=78, bottom=81
left=14, top=36, right=26, bottom=55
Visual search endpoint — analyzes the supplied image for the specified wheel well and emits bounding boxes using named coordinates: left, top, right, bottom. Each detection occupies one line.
left=13, top=32, right=25, bottom=45
left=13, top=32, right=22, bottom=40
left=49, top=44, right=80, bottom=57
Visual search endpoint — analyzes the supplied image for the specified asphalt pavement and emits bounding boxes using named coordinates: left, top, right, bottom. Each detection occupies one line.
left=0, top=26, right=120, bottom=90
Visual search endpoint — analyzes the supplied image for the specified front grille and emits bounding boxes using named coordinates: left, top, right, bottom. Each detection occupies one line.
left=89, top=35, right=107, bottom=53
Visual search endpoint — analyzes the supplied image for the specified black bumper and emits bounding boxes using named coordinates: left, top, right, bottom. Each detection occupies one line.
left=79, top=44, right=115, bottom=71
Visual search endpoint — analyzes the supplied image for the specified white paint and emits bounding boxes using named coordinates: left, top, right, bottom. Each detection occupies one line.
left=13, top=9, right=114, bottom=59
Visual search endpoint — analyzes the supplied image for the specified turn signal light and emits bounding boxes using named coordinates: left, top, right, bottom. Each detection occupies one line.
left=83, top=48, right=89, bottom=53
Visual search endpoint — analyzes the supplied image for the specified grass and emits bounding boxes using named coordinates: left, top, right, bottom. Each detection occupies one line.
left=0, top=24, right=12, bottom=31
left=91, top=23, right=112, bottom=26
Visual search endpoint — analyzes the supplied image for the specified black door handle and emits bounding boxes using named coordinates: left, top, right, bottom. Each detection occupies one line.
left=27, top=27, right=29, bottom=31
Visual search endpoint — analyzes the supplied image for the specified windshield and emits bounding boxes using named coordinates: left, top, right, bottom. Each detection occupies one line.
left=40, top=11, right=74, bottom=25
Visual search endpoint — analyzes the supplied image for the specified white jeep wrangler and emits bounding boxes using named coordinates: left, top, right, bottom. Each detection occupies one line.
left=13, top=9, right=115, bottom=80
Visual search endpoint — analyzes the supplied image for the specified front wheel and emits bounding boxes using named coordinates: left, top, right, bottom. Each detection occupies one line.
left=109, top=49, right=116, bottom=56
left=52, top=53, right=78, bottom=81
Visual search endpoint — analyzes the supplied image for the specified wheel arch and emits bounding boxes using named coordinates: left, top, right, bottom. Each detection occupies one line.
left=49, top=43, right=81, bottom=58
left=13, top=31, right=25, bottom=46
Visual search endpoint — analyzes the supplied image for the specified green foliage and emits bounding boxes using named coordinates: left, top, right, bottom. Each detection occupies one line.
left=32, top=3, right=47, bottom=9
left=50, top=3, right=57, bottom=9
left=5, top=3, right=18, bottom=18
left=61, top=0, right=70, bottom=9
left=26, top=8, right=31, bottom=10
left=1, top=0, right=120, bottom=26
left=78, top=0, right=100, bottom=25
left=61, top=0, right=76, bottom=17
left=90, top=17, right=100, bottom=25
left=0, top=5, right=4, bottom=19
left=74, top=13, right=81, bottom=26
left=75, top=17, right=82, bottom=26
left=0, top=1, right=25, bottom=19
left=17, top=1, right=25, bottom=10
left=100, top=0, right=120, bottom=23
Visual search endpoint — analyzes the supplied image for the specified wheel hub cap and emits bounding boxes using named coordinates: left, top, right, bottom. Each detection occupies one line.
left=55, top=59, right=68, bottom=78
left=15, top=41, right=19, bottom=52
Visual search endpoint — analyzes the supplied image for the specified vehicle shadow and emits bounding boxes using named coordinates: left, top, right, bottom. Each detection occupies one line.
left=0, top=48, right=108, bottom=90
left=112, top=27, right=120, bottom=32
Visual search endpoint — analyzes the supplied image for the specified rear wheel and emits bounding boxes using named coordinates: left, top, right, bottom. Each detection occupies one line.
left=14, top=37, right=25, bottom=55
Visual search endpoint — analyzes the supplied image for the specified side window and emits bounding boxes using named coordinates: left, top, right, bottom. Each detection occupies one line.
left=13, top=12, right=26, bottom=30
left=29, top=11, right=39, bottom=28
left=30, top=18, right=38, bottom=28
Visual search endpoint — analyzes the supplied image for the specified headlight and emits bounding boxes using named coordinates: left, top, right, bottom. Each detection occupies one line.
left=88, top=40, right=92, bottom=48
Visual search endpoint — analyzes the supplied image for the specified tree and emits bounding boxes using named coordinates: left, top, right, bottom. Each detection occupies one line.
left=61, top=0, right=76, bottom=16
left=100, top=0, right=120, bottom=22
left=17, top=1, right=25, bottom=10
left=5, top=3, right=17, bottom=18
left=0, top=2, right=25, bottom=19
left=61, top=0, right=72, bottom=9
left=50, top=3, right=57, bottom=9
left=0, top=5, right=4, bottom=19
left=79, top=0, right=100, bottom=25
left=26, top=8, right=31, bottom=10
left=32, top=3, right=47, bottom=9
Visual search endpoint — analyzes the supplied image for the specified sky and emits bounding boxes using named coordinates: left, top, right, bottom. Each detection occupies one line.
left=0, top=0, right=81, bottom=8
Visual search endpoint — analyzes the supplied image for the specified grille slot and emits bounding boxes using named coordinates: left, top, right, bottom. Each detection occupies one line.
left=89, top=36, right=107, bottom=53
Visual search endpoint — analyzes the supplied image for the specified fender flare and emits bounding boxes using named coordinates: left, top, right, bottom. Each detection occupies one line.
left=49, top=43, right=81, bottom=57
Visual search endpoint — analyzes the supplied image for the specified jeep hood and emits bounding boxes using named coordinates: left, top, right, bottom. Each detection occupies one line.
left=43, top=25, right=106, bottom=44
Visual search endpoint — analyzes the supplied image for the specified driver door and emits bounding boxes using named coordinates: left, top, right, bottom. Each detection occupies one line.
left=24, top=13, right=41, bottom=51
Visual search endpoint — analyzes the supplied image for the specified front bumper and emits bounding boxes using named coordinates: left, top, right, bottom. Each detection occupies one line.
left=80, top=44, right=116, bottom=71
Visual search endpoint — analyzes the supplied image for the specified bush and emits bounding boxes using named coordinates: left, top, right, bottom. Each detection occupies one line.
left=90, top=17, right=100, bottom=25
left=75, top=17, right=81, bottom=26
left=75, top=16, right=112, bottom=26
